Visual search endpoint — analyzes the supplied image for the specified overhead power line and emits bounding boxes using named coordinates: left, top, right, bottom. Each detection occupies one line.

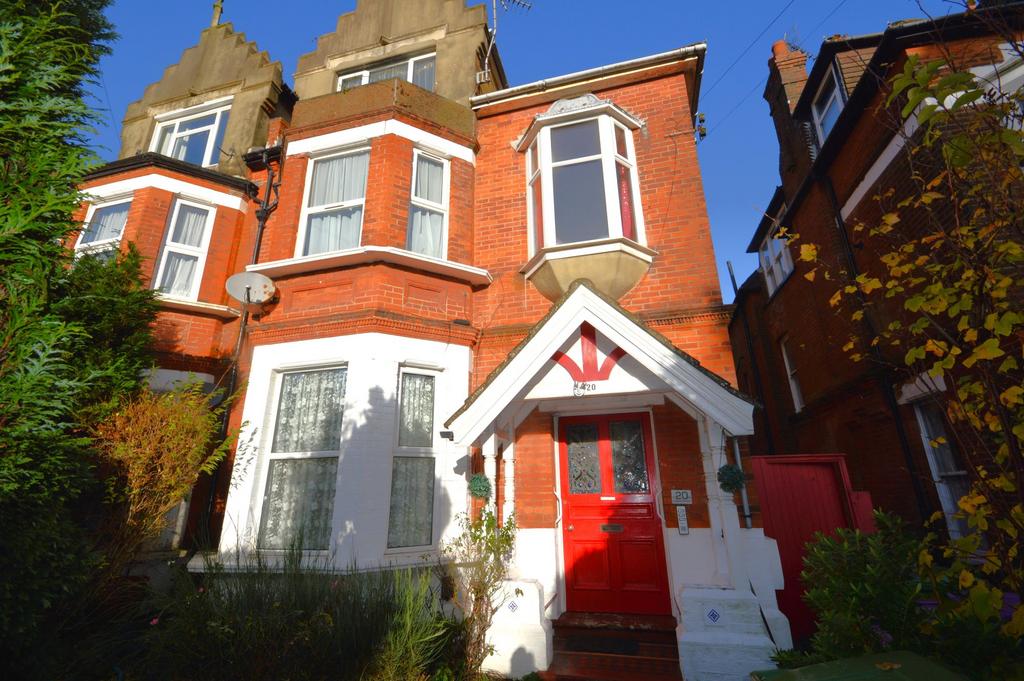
left=703, top=0, right=799, bottom=99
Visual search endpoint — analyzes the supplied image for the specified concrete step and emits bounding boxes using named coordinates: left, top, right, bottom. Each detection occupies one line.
left=545, top=612, right=683, bottom=681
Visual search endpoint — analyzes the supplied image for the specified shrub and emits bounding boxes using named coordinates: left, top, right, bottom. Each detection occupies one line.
left=441, top=510, right=518, bottom=678
left=140, top=550, right=451, bottom=681
left=800, top=511, right=927, bottom=659
left=94, top=382, right=231, bottom=574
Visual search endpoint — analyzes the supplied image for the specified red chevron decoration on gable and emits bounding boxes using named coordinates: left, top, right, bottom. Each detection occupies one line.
left=551, top=322, right=627, bottom=382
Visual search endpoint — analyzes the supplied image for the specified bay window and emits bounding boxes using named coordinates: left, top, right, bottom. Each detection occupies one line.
left=298, top=148, right=370, bottom=256
left=337, top=53, right=436, bottom=93
left=258, top=367, right=347, bottom=551
left=77, top=199, right=131, bottom=258
left=151, top=101, right=231, bottom=167
left=387, top=370, right=437, bottom=549
left=154, top=199, right=214, bottom=300
left=525, top=114, right=644, bottom=253
left=406, top=150, right=449, bottom=259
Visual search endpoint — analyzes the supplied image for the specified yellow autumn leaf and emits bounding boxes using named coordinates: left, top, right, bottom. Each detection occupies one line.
left=799, top=244, right=818, bottom=262
left=959, top=570, right=975, bottom=589
left=804, top=269, right=817, bottom=282
left=1003, top=604, right=1024, bottom=637
left=829, top=290, right=842, bottom=307
left=858, top=277, right=883, bottom=294
left=999, top=386, right=1023, bottom=407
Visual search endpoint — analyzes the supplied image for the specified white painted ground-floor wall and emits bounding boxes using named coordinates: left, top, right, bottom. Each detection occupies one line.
left=219, top=332, right=471, bottom=568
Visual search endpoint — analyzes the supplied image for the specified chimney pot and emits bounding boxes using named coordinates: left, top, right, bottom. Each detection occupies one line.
left=772, top=39, right=789, bottom=61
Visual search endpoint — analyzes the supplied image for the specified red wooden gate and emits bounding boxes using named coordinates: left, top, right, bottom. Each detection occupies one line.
left=751, top=455, right=873, bottom=642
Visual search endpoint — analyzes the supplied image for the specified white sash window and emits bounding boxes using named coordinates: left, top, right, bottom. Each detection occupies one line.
left=154, top=199, right=215, bottom=301
left=299, top=149, right=370, bottom=256
left=406, top=150, right=449, bottom=259
left=387, top=370, right=437, bottom=550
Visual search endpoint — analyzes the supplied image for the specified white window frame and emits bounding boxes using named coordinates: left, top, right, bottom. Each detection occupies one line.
left=913, top=400, right=970, bottom=539
left=295, top=146, right=371, bottom=258
left=527, top=115, right=647, bottom=255
left=153, top=198, right=216, bottom=301
left=811, top=63, right=846, bottom=145
left=385, top=365, right=442, bottom=554
left=759, top=211, right=794, bottom=296
left=336, top=52, right=437, bottom=92
left=149, top=98, right=232, bottom=168
left=253, top=364, right=348, bottom=554
left=406, top=148, right=450, bottom=260
left=75, top=197, right=132, bottom=257
left=779, top=336, right=804, bottom=412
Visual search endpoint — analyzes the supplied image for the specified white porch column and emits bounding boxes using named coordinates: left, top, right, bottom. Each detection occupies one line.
left=502, top=437, right=515, bottom=522
left=698, top=415, right=746, bottom=588
left=482, top=429, right=498, bottom=513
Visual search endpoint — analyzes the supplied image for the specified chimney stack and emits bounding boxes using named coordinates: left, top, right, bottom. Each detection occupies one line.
left=764, top=39, right=813, bottom=199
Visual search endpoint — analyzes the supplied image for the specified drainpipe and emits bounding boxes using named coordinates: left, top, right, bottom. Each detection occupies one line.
left=817, top=171, right=931, bottom=523
left=731, top=437, right=753, bottom=529
left=197, top=146, right=281, bottom=548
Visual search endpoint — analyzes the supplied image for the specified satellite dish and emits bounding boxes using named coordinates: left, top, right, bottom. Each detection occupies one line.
left=225, top=271, right=276, bottom=307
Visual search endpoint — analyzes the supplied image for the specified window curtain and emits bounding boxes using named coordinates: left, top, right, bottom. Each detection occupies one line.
left=308, top=152, right=369, bottom=207
left=158, top=253, right=198, bottom=297
left=258, top=457, right=338, bottom=550
left=398, top=373, right=434, bottom=447
left=272, top=369, right=347, bottom=453
left=386, top=457, right=434, bottom=548
left=306, top=208, right=363, bottom=255
left=368, top=63, right=408, bottom=83
left=171, top=204, right=208, bottom=246
left=411, top=57, right=436, bottom=91
left=83, top=203, right=130, bottom=243
left=407, top=207, right=443, bottom=257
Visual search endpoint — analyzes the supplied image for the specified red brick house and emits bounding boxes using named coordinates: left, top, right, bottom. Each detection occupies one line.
left=729, top=5, right=1024, bottom=540
left=74, top=1, right=790, bottom=677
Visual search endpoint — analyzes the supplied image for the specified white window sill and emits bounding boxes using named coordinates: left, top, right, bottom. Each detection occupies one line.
left=520, top=237, right=657, bottom=279
left=247, top=246, right=493, bottom=286
left=156, top=294, right=240, bottom=318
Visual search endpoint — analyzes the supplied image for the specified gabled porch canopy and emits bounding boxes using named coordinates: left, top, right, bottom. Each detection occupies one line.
left=445, top=280, right=754, bottom=447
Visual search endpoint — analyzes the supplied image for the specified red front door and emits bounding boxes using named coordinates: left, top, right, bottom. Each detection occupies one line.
left=559, top=413, right=670, bottom=615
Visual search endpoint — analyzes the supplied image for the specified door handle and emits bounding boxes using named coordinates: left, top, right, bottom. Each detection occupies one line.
left=567, top=524, right=574, bottom=532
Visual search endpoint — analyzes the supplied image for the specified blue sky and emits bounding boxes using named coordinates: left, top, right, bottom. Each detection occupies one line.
left=86, top=0, right=956, bottom=302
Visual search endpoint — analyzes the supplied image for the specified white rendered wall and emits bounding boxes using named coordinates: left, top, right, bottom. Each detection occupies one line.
left=219, top=332, right=471, bottom=569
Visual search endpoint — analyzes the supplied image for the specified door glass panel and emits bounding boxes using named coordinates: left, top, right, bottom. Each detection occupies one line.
left=610, top=420, right=649, bottom=494
left=566, top=423, right=600, bottom=494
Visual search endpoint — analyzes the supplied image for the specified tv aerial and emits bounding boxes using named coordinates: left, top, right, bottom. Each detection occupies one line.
left=225, top=271, right=276, bottom=310
left=478, top=0, right=532, bottom=86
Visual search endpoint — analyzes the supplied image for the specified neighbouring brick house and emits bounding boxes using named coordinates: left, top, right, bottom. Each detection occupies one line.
left=729, top=5, right=1024, bottom=542
left=73, top=1, right=791, bottom=678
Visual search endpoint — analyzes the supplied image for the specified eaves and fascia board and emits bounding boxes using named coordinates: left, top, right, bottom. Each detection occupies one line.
left=746, top=186, right=787, bottom=254
left=470, top=42, right=707, bottom=123
left=82, top=152, right=256, bottom=196
left=768, top=7, right=1024, bottom=240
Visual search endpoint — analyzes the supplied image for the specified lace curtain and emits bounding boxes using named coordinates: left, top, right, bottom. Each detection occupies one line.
left=272, top=368, right=347, bottom=452
left=387, top=457, right=434, bottom=548
left=258, top=368, right=348, bottom=550
left=398, top=373, right=434, bottom=447
left=305, top=152, right=369, bottom=255
left=407, top=155, right=444, bottom=257
left=258, top=457, right=338, bottom=550
left=158, top=253, right=198, bottom=297
left=83, top=203, right=130, bottom=243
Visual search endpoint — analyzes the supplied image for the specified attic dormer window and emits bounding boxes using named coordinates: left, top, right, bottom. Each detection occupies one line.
left=522, top=95, right=645, bottom=254
left=337, top=53, right=436, bottom=93
left=151, top=99, right=231, bottom=167
left=811, top=64, right=845, bottom=145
